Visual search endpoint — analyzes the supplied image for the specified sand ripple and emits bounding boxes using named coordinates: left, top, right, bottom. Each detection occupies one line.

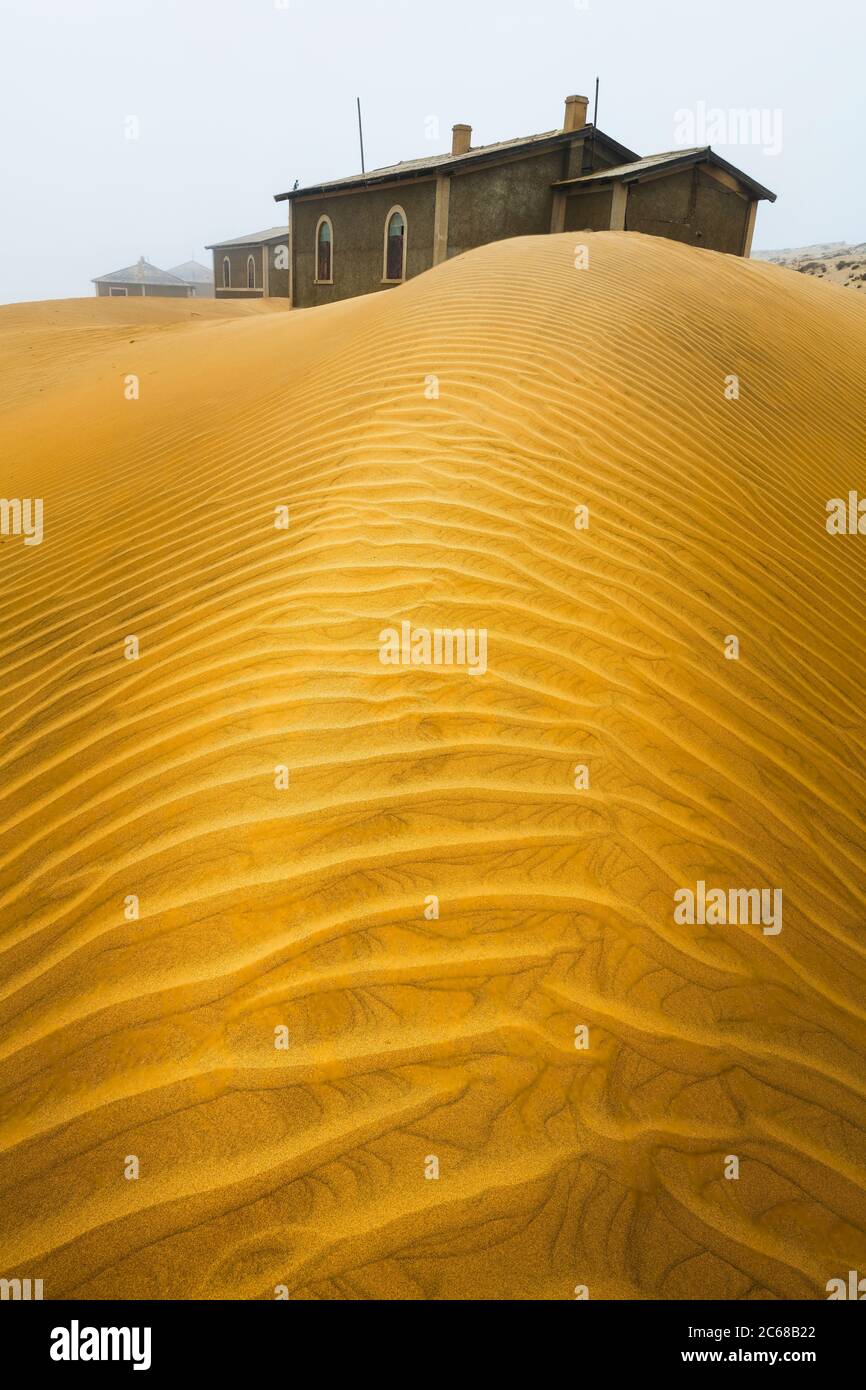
left=1, top=234, right=865, bottom=1299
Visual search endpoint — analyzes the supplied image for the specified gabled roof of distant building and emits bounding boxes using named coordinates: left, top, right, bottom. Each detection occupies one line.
left=206, top=227, right=288, bottom=249
left=275, top=125, right=640, bottom=201
left=93, top=257, right=187, bottom=286
left=554, top=147, right=777, bottom=202
left=168, top=260, right=214, bottom=283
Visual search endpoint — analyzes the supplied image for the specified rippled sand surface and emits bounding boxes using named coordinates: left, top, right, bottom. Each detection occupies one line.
left=1, top=233, right=865, bottom=1300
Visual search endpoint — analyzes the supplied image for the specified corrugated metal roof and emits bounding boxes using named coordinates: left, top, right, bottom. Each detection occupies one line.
left=274, top=125, right=640, bottom=201
left=554, top=147, right=777, bottom=201
left=206, top=227, right=288, bottom=249
left=168, top=260, right=214, bottom=283
left=93, top=258, right=187, bottom=286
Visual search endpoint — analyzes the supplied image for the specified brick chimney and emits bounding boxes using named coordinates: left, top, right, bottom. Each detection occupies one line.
left=451, top=124, right=472, bottom=156
left=563, top=95, right=590, bottom=132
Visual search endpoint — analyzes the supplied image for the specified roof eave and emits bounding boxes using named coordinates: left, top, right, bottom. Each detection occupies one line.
left=554, top=148, right=776, bottom=203
left=274, top=125, right=641, bottom=203
left=590, top=129, right=641, bottom=166
left=275, top=164, right=439, bottom=202
left=705, top=150, right=777, bottom=203
left=206, top=234, right=288, bottom=249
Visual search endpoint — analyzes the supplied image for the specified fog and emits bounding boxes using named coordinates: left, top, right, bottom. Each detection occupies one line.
left=0, top=0, right=862, bottom=302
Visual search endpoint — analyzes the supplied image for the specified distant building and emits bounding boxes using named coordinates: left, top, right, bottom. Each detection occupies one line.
left=92, top=257, right=193, bottom=298
left=274, top=93, right=776, bottom=309
left=168, top=260, right=215, bottom=298
left=206, top=228, right=290, bottom=299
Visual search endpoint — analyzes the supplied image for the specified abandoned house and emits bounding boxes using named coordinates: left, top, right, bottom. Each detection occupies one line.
left=273, top=93, right=776, bottom=309
left=206, top=228, right=290, bottom=299
left=168, top=260, right=215, bottom=297
left=92, top=257, right=194, bottom=298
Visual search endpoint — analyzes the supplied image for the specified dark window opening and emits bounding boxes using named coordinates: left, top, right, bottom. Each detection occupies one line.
left=317, top=220, right=332, bottom=281
left=386, top=210, right=406, bottom=280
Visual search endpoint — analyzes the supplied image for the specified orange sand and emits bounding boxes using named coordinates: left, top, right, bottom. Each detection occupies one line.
left=1, top=234, right=866, bottom=1300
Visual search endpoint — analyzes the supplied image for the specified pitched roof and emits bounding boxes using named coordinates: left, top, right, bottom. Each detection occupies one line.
left=93, top=257, right=187, bottom=286
left=206, top=227, right=288, bottom=249
left=554, top=147, right=777, bottom=202
left=275, top=126, right=640, bottom=201
left=168, top=260, right=214, bottom=284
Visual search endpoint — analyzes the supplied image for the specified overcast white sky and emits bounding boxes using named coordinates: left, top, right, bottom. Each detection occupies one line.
left=0, top=0, right=863, bottom=302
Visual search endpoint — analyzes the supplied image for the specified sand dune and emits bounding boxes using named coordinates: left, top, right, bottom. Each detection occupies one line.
left=1, top=232, right=866, bottom=1301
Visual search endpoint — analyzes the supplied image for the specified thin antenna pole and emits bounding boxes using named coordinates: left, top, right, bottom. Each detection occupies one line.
left=589, top=76, right=599, bottom=170
left=357, top=97, right=366, bottom=176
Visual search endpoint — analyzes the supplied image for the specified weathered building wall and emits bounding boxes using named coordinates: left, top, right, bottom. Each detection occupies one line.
left=213, top=241, right=290, bottom=298
left=564, top=187, right=614, bottom=232
left=446, top=148, right=565, bottom=258
left=625, top=169, right=693, bottom=230
left=291, top=182, right=436, bottom=308
left=625, top=168, right=751, bottom=255
left=266, top=241, right=290, bottom=297
left=214, top=245, right=265, bottom=297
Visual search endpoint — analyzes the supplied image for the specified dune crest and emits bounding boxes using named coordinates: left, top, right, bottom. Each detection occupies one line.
left=1, top=232, right=866, bottom=1300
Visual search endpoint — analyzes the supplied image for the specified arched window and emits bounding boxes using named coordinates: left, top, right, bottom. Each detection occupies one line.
left=222, top=257, right=231, bottom=288
left=315, top=216, right=333, bottom=283
left=384, top=207, right=407, bottom=282
left=247, top=255, right=256, bottom=289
